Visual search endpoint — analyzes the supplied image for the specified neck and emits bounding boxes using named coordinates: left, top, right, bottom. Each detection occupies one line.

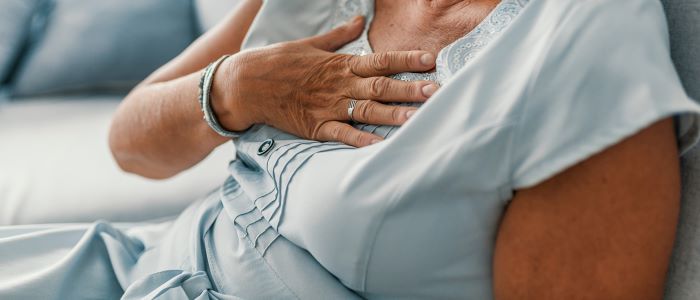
left=416, top=0, right=475, bottom=15
left=370, top=0, right=500, bottom=53
left=406, top=0, right=499, bottom=30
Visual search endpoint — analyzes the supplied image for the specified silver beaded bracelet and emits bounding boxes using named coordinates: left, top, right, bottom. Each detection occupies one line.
left=199, top=55, right=243, bottom=138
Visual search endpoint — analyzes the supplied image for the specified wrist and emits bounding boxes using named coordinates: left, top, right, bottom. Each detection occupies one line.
left=210, top=56, right=254, bottom=132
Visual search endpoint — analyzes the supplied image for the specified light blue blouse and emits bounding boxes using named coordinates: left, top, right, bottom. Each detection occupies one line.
left=237, top=0, right=700, bottom=298
left=0, top=0, right=698, bottom=299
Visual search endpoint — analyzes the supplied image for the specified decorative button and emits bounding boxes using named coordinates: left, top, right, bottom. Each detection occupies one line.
left=257, top=139, right=275, bottom=156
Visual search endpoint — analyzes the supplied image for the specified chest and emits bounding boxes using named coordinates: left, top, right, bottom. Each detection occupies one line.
left=368, top=0, right=500, bottom=55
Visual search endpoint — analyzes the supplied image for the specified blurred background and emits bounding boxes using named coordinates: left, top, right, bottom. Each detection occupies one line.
left=2, top=0, right=700, bottom=298
left=0, top=0, right=239, bottom=225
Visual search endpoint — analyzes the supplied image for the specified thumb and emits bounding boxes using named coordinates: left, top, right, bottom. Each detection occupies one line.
left=302, top=16, right=365, bottom=52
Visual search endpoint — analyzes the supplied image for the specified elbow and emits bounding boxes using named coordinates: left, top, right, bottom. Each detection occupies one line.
left=108, top=125, right=176, bottom=180
left=108, top=87, right=182, bottom=180
left=110, top=148, right=177, bottom=180
left=108, top=128, right=142, bottom=176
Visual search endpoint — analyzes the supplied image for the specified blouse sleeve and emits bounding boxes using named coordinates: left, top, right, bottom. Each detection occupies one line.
left=509, top=0, right=700, bottom=189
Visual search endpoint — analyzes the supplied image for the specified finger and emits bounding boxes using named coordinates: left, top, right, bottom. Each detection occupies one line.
left=347, top=100, right=417, bottom=126
left=317, top=121, right=383, bottom=148
left=349, top=77, right=439, bottom=102
left=301, top=16, right=365, bottom=52
left=348, top=51, right=436, bottom=77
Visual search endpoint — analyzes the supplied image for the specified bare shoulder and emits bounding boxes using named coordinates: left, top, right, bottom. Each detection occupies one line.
left=493, top=118, right=680, bottom=299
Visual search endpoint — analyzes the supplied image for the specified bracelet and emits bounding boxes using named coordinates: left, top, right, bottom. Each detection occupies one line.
left=199, top=54, right=243, bottom=138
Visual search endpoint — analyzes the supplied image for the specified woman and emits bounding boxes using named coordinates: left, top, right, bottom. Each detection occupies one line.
left=1, top=0, right=698, bottom=299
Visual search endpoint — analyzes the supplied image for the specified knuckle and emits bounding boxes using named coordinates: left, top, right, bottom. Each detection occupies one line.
left=398, top=82, right=415, bottom=98
left=358, top=101, right=373, bottom=121
left=311, top=124, right=324, bottom=140
left=368, top=77, right=388, bottom=98
left=330, top=125, right=343, bottom=140
left=354, top=132, right=365, bottom=146
left=341, top=128, right=353, bottom=142
left=275, top=42, right=296, bottom=52
left=392, top=107, right=403, bottom=122
left=369, top=53, right=391, bottom=72
left=344, top=56, right=358, bottom=73
left=409, top=83, right=421, bottom=98
left=402, top=53, right=414, bottom=68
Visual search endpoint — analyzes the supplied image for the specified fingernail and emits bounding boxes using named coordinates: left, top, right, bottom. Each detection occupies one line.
left=421, top=84, right=438, bottom=97
left=371, top=139, right=382, bottom=144
left=406, top=110, right=416, bottom=119
left=420, top=53, right=435, bottom=66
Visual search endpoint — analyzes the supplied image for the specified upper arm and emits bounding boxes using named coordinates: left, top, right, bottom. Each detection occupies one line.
left=493, top=118, right=681, bottom=299
left=140, top=0, right=262, bottom=85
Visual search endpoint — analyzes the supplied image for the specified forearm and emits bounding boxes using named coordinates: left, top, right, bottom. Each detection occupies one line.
left=107, top=0, right=435, bottom=178
left=108, top=0, right=262, bottom=179
left=109, top=72, right=229, bottom=179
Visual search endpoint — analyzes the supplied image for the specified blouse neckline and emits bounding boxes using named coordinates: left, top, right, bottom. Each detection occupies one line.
left=333, top=0, right=530, bottom=84
left=359, top=0, right=504, bottom=56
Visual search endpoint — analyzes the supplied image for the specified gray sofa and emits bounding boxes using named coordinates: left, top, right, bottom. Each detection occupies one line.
left=663, top=0, right=700, bottom=298
left=0, top=0, right=238, bottom=225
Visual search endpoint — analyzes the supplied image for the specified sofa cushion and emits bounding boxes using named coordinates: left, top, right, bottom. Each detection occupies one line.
left=663, top=0, right=700, bottom=100
left=0, top=0, right=40, bottom=85
left=669, top=147, right=700, bottom=300
left=662, top=0, right=700, bottom=299
left=10, top=0, right=196, bottom=97
left=0, top=97, right=234, bottom=225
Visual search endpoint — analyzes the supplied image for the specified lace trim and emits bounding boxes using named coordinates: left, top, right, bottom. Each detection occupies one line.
left=437, top=0, right=529, bottom=83
left=332, top=0, right=373, bottom=56
left=333, top=0, right=529, bottom=85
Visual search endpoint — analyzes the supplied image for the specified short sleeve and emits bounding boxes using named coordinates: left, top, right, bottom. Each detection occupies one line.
left=510, top=0, right=700, bottom=189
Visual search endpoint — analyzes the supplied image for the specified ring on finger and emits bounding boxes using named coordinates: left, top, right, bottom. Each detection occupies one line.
left=347, top=99, right=358, bottom=122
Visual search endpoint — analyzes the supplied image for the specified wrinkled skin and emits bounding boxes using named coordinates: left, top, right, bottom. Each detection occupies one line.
left=213, top=16, right=439, bottom=146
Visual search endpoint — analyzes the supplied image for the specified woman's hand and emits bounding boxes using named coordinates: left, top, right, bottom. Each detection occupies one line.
left=110, top=7, right=435, bottom=179
left=212, top=16, right=439, bottom=147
